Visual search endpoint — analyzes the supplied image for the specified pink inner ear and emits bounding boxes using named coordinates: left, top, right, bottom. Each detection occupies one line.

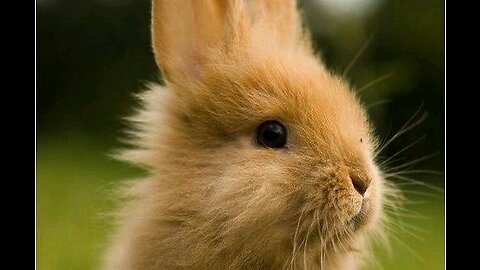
left=171, top=2, right=215, bottom=84
left=178, top=43, right=205, bottom=83
left=188, top=2, right=207, bottom=81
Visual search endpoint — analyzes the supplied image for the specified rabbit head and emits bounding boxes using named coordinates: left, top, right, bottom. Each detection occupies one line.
left=115, top=1, right=390, bottom=269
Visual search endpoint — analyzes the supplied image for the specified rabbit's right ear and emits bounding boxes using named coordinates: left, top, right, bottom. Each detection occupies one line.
left=151, top=0, right=232, bottom=85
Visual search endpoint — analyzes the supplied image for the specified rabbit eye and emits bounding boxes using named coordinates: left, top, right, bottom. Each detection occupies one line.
left=256, top=120, right=287, bottom=148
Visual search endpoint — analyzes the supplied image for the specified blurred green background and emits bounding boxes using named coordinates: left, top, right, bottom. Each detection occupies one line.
left=37, top=0, right=444, bottom=269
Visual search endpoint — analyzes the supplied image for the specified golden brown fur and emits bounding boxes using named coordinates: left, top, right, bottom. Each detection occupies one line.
left=102, top=1, right=395, bottom=269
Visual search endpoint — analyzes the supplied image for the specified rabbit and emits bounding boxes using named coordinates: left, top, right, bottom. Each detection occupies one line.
left=102, top=0, right=398, bottom=269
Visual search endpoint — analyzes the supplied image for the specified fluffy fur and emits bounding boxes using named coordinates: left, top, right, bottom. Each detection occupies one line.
left=102, top=1, right=395, bottom=269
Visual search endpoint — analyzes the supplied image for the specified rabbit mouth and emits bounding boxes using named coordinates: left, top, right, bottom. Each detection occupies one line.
left=347, top=200, right=372, bottom=230
left=350, top=200, right=372, bottom=229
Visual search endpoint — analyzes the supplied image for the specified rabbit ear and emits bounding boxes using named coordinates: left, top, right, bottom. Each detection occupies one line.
left=152, top=0, right=309, bottom=85
left=246, top=0, right=305, bottom=46
left=151, top=0, right=232, bottom=85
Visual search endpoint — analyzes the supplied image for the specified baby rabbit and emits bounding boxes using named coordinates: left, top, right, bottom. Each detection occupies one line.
left=103, top=0, right=395, bottom=269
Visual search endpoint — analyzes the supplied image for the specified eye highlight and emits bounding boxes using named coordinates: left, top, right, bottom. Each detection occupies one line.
left=255, top=120, right=287, bottom=148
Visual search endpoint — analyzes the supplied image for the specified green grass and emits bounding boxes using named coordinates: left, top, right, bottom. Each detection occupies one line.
left=371, top=190, right=445, bottom=269
left=37, top=134, right=144, bottom=270
left=37, top=134, right=444, bottom=270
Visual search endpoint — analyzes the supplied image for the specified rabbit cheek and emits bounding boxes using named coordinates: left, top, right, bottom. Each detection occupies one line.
left=213, top=160, right=294, bottom=220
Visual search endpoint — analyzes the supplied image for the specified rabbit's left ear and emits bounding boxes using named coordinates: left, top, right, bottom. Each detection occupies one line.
left=151, top=0, right=233, bottom=86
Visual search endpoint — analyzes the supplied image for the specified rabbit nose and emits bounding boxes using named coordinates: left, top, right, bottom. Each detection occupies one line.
left=350, top=174, right=370, bottom=196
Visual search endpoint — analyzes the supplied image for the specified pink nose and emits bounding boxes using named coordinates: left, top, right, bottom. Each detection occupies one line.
left=350, top=174, right=370, bottom=196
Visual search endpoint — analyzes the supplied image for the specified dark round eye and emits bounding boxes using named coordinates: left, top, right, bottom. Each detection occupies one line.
left=256, top=120, right=287, bottom=148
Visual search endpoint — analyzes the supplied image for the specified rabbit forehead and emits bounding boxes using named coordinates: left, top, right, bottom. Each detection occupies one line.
left=192, top=54, right=374, bottom=157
